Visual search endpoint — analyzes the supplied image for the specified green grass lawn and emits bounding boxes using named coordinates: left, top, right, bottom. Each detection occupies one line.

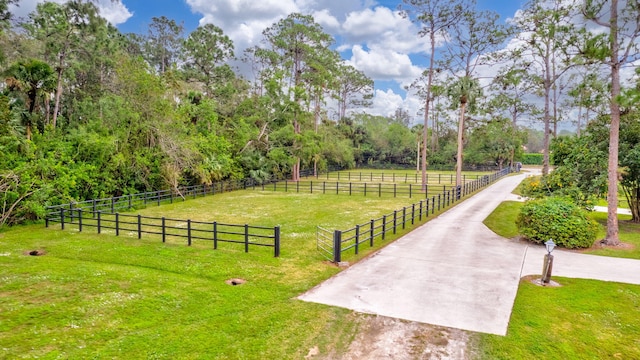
left=484, top=201, right=640, bottom=259
left=1, top=186, right=453, bottom=359
left=475, top=277, right=640, bottom=360
left=478, top=198, right=640, bottom=359
left=3, top=171, right=639, bottom=359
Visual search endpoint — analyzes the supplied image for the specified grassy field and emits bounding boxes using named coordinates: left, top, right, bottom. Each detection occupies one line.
left=475, top=277, right=640, bottom=360
left=478, top=199, right=640, bottom=359
left=1, top=176, right=463, bottom=359
left=484, top=201, right=640, bottom=259
left=5, top=169, right=638, bottom=359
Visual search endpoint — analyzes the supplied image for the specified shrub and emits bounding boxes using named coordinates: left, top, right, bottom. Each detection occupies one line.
left=521, top=153, right=543, bottom=165
left=518, top=175, right=596, bottom=209
left=516, top=197, right=600, bottom=249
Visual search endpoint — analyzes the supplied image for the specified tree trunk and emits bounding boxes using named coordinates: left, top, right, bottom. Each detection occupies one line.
left=421, top=32, right=437, bottom=192
left=622, top=186, right=639, bottom=223
left=455, top=100, right=466, bottom=187
left=52, top=51, right=65, bottom=130
left=604, top=0, right=621, bottom=245
left=542, top=47, right=552, bottom=176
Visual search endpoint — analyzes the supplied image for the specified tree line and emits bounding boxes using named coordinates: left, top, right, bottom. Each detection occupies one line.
left=0, top=0, right=638, bottom=242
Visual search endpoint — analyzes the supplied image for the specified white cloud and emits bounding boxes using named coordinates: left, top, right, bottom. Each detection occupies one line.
left=370, top=89, right=405, bottom=117
left=341, top=6, right=426, bottom=54
left=349, top=45, right=423, bottom=83
left=94, top=0, right=133, bottom=25
left=364, top=89, right=423, bottom=125
left=187, top=0, right=299, bottom=49
left=8, top=0, right=132, bottom=25
left=312, top=8, right=340, bottom=32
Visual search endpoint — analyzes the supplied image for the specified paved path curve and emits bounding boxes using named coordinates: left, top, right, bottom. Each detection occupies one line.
left=298, top=172, right=640, bottom=336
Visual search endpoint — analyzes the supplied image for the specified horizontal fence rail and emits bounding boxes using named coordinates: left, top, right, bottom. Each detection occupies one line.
left=44, top=165, right=512, bottom=260
left=307, top=172, right=487, bottom=184
left=322, top=167, right=513, bottom=263
left=45, top=179, right=263, bottom=215
left=45, top=209, right=280, bottom=257
left=254, top=180, right=474, bottom=199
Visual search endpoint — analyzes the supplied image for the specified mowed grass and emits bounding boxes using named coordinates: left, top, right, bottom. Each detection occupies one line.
left=475, top=277, right=640, bottom=360
left=482, top=200, right=522, bottom=238
left=485, top=201, right=640, bottom=259
left=479, top=198, right=640, bottom=359
left=0, top=186, right=455, bottom=359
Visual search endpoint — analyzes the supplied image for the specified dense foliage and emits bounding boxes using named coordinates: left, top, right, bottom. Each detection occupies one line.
left=0, top=1, right=532, bottom=226
left=521, top=98, right=640, bottom=221
left=516, top=197, right=599, bottom=249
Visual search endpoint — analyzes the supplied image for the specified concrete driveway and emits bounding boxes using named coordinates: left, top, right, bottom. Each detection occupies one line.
left=298, top=172, right=640, bottom=336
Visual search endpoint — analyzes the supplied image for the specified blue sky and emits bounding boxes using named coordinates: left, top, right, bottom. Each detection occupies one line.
left=13, top=0, right=531, bottom=123
left=116, top=0, right=524, bottom=34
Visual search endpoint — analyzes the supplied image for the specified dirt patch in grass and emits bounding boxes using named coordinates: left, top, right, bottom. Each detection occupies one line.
left=310, top=313, right=473, bottom=360
left=225, top=278, right=246, bottom=286
left=591, top=241, right=635, bottom=251
left=23, top=249, right=47, bottom=256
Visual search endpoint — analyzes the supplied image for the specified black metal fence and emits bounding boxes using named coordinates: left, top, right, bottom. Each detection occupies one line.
left=45, top=180, right=259, bottom=215
left=311, top=172, right=485, bottom=184
left=319, top=167, right=513, bottom=263
left=45, top=208, right=280, bottom=257
left=256, top=180, right=471, bottom=199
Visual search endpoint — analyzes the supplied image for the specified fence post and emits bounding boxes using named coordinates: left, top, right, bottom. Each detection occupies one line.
left=274, top=226, right=280, bottom=257
left=409, top=184, right=412, bottom=198
left=310, top=181, right=313, bottom=194
left=78, top=209, right=83, bottom=232
left=378, top=183, right=381, bottom=197
left=432, top=197, right=435, bottom=214
left=336, top=181, right=339, bottom=195
left=92, top=200, right=96, bottom=218
left=394, top=183, right=397, bottom=198
left=244, top=224, right=249, bottom=253
left=382, top=215, right=387, bottom=240
left=438, top=194, right=441, bottom=211
left=370, top=219, right=374, bottom=246
left=355, top=225, right=360, bottom=255
left=349, top=182, right=352, bottom=196
left=402, top=207, right=406, bottom=229
left=364, top=183, right=367, bottom=197
left=160, top=217, right=165, bottom=243
left=411, top=204, right=415, bottom=225
left=60, top=208, right=65, bottom=230
left=111, top=198, right=115, bottom=214
left=333, top=230, right=342, bottom=263
left=115, top=213, right=119, bottom=236
left=187, top=219, right=192, bottom=246
left=419, top=200, right=423, bottom=221
left=213, top=222, right=218, bottom=249
left=137, top=214, right=142, bottom=239
left=97, top=211, right=101, bottom=234
left=285, top=180, right=288, bottom=192
left=393, top=211, right=397, bottom=234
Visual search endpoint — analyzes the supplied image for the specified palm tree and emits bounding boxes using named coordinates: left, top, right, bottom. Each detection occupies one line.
left=4, top=59, right=56, bottom=140
left=447, top=76, right=482, bottom=187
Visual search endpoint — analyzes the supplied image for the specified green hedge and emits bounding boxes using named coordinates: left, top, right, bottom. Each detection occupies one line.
left=520, top=153, right=543, bottom=165
left=516, top=197, right=599, bottom=249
